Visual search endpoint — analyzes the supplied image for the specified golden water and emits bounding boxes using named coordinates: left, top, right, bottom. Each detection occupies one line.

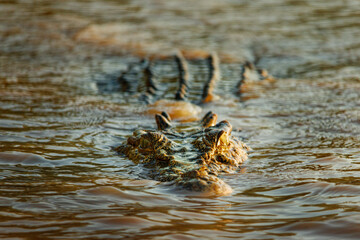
left=0, top=0, right=359, bottom=239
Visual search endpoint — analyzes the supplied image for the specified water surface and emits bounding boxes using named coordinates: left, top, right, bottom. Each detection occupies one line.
left=0, top=0, right=360, bottom=239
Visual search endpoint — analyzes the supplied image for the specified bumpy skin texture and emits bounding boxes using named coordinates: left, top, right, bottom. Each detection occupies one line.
left=118, top=52, right=274, bottom=105
left=115, top=112, right=250, bottom=195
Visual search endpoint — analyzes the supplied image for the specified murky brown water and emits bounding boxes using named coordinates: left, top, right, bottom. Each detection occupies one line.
left=1, top=0, right=360, bottom=239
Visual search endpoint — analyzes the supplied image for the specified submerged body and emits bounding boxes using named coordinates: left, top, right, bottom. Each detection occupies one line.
left=118, top=52, right=273, bottom=120
left=115, top=111, right=250, bottom=195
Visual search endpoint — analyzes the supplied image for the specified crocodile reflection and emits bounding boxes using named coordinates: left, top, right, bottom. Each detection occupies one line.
left=115, top=111, right=250, bottom=195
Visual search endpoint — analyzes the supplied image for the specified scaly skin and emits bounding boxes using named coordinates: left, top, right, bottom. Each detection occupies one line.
left=115, top=111, right=250, bottom=195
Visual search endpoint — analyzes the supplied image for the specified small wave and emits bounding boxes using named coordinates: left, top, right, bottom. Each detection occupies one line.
left=80, top=185, right=184, bottom=207
left=0, top=152, right=54, bottom=167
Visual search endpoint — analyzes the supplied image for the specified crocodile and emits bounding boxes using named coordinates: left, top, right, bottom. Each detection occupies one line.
left=115, top=111, right=250, bottom=195
left=118, top=52, right=273, bottom=102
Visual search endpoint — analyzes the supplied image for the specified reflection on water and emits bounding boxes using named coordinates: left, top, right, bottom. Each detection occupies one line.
left=0, top=0, right=360, bottom=239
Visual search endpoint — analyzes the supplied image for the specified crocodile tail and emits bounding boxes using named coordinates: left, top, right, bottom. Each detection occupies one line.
left=118, top=59, right=148, bottom=93
left=174, top=51, right=189, bottom=101
left=202, top=52, right=220, bottom=103
left=144, top=61, right=158, bottom=95
left=236, top=62, right=247, bottom=91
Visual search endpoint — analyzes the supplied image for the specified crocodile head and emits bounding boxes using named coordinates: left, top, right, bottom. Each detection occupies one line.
left=115, top=111, right=250, bottom=196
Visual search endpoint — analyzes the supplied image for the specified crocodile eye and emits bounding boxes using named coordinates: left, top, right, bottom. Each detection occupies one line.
left=155, top=113, right=172, bottom=130
left=161, top=111, right=171, bottom=121
left=201, top=111, right=218, bottom=128
left=216, top=130, right=229, bottom=146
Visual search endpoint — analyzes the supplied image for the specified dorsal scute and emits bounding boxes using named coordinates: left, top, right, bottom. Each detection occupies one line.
left=201, top=111, right=218, bottom=128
